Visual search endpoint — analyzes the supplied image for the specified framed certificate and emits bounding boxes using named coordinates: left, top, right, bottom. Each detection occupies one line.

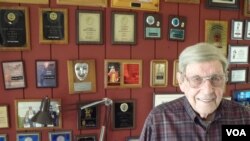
left=67, top=59, right=96, bottom=94
left=112, top=12, right=136, bottom=45
left=48, top=131, right=72, bottom=141
left=56, top=0, right=107, bottom=7
left=244, top=0, right=250, bottom=17
left=2, top=61, right=26, bottom=89
left=76, top=10, right=103, bottom=44
left=112, top=100, right=135, bottom=130
left=231, top=20, right=243, bottom=40
left=153, top=93, right=183, bottom=107
left=0, top=105, right=9, bottom=128
left=150, top=60, right=168, bottom=87
left=78, top=102, right=99, bottom=129
left=228, top=45, right=249, bottom=64
left=0, top=7, right=30, bottom=51
left=206, top=0, right=240, bottom=10
left=244, top=20, right=250, bottom=40
left=229, top=68, right=248, bottom=83
left=39, top=8, right=68, bottom=44
left=16, top=132, right=40, bottom=141
left=144, top=13, right=161, bottom=39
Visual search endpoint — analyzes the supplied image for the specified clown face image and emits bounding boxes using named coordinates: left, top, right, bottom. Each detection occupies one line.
left=74, top=63, right=88, bottom=81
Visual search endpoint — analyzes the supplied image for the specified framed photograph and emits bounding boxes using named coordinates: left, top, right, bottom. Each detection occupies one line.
left=36, top=60, right=57, bottom=88
left=165, top=0, right=200, bottom=4
left=48, top=131, right=72, bottom=141
left=228, top=45, right=249, bottom=64
left=75, top=134, right=97, bottom=141
left=77, top=102, right=99, bottom=129
left=229, top=68, right=248, bottom=83
left=2, top=61, right=26, bottom=89
left=56, top=0, right=107, bottom=7
left=16, top=132, right=40, bottom=141
left=14, top=99, right=61, bottom=130
left=111, top=12, right=137, bottom=45
left=0, top=0, right=48, bottom=4
left=0, top=134, right=7, bottom=141
left=150, top=60, right=168, bottom=87
left=0, top=105, right=9, bottom=128
left=104, top=59, right=142, bottom=89
left=173, top=59, right=179, bottom=87
left=67, top=59, right=96, bottom=94
left=144, top=13, right=162, bottom=39
left=153, top=93, right=184, bottom=107
left=111, top=0, right=159, bottom=12
left=126, top=136, right=139, bottom=141
left=112, top=100, right=135, bottom=130
left=206, top=0, right=240, bottom=10
left=232, top=89, right=250, bottom=108
left=0, top=7, right=30, bottom=51
left=39, top=8, right=68, bottom=44
left=168, top=15, right=186, bottom=41
left=76, top=10, right=103, bottom=44
left=244, top=20, right=250, bottom=40
left=231, top=20, right=244, bottom=40
left=205, top=20, right=228, bottom=56
left=244, top=0, right=250, bottom=17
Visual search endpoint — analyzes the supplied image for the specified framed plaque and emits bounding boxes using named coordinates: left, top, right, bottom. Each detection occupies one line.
left=244, top=0, right=250, bottom=17
left=67, top=59, right=96, bottom=94
left=126, top=136, right=139, bottom=141
left=39, top=8, right=68, bottom=44
left=112, top=12, right=136, bottom=45
left=144, top=13, right=161, bottom=39
left=205, top=20, right=228, bottom=56
left=0, top=134, right=7, bottom=141
left=173, top=59, right=179, bottom=87
left=78, top=102, right=99, bottom=129
left=0, top=7, right=30, bottom=51
left=76, top=10, right=103, bottom=44
left=36, top=60, right=57, bottom=88
left=232, top=89, right=250, bottom=108
left=165, top=0, right=200, bottom=4
left=153, top=93, right=183, bottom=107
left=16, top=132, right=40, bottom=141
left=150, top=59, right=168, bottom=87
left=0, top=0, right=48, bottom=4
left=48, top=131, right=72, bottom=141
left=206, top=0, right=239, bottom=10
left=75, top=134, right=97, bottom=141
left=168, top=15, right=186, bottom=41
left=111, top=0, right=159, bottom=12
left=228, top=45, right=249, bottom=64
left=229, top=68, right=248, bottom=83
left=244, top=20, right=250, bottom=40
left=56, top=0, right=107, bottom=7
left=112, top=100, right=135, bottom=130
left=104, top=59, right=142, bottom=89
left=0, top=105, right=9, bottom=128
left=231, top=20, right=243, bottom=40
left=15, top=99, right=61, bottom=130
left=2, top=61, right=26, bottom=89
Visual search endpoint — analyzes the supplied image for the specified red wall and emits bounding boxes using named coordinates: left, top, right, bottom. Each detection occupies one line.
left=1, top=0, right=250, bottom=140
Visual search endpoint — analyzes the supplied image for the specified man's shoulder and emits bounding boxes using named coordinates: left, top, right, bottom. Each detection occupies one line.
left=221, top=99, right=250, bottom=116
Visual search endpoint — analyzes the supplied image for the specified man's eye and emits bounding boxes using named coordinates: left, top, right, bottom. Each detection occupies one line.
left=191, top=77, right=202, bottom=82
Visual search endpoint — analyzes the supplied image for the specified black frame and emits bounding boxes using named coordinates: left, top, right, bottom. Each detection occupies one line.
left=228, top=68, right=248, bottom=83
left=206, top=0, right=240, bottom=10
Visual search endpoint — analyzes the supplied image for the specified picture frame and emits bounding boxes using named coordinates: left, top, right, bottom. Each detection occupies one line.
left=144, top=13, right=162, bottom=39
left=75, top=134, right=97, bottom=141
left=36, top=60, right=57, bottom=88
left=165, top=0, right=200, bottom=4
left=0, top=134, right=7, bottom=141
left=206, top=0, right=240, bottom=10
left=150, top=59, right=168, bottom=87
left=232, top=89, right=250, bottom=108
left=126, top=136, right=139, bottom=141
left=111, top=0, right=159, bottom=12
left=56, top=0, right=107, bottom=7
left=244, top=20, right=250, bottom=40
left=67, top=59, right=96, bottom=94
left=205, top=20, right=228, bottom=56
left=153, top=93, right=184, bottom=107
left=76, top=10, right=103, bottom=45
left=0, top=105, right=9, bottom=128
left=228, top=45, right=249, bottom=64
left=229, top=68, right=248, bottom=83
left=39, top=8, right=68, bottom=44
left=14, top=99, right=61, bottom=130
left=2, top=61, right=26, bottom=89
left=16, top=132, right=40, bottom=141
left=48, top=131, right=72, bottom=141
left=244, top=0, right=250, bottom=17
left=112, top=99, right=135, bottom=130
left=104, top=59, right=142, bottom=89
left=0, top=7, right=30, bottom=51
left=111, top=12, right=137, bottom=45
left=77, top=102, right=99, bottom=129
left=0, top=0, right=48, bottom=4
left=168, top=15, right=186, bottom=41
left=231, top=20, right=244, bottom=40
left=173, top=59, right=179, bottom=87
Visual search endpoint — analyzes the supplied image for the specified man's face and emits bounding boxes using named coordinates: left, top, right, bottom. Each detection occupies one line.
left=178, top=60, right=226, bottom=118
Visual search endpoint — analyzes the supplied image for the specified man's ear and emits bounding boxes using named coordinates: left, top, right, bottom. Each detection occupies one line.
left=177, top=72, right=185, bottom=92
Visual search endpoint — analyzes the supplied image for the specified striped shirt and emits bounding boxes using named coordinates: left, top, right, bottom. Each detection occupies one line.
left=139, top=97, right=250, bottom=141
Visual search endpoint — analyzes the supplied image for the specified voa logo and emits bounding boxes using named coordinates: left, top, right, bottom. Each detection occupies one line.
left=226, top=129, right=246, bottom=136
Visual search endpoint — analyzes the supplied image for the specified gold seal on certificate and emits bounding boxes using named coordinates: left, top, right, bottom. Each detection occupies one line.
left=144, top=13, right=161, bottom=39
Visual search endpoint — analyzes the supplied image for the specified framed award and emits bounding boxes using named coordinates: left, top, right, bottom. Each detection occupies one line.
left=0, top=7, right=30, bottom=51
left=16, top=132, right=40, bottom=141
left=144, top=13, right=161, bottom=39
left=206, top=0, right=240, bottom=10
left=229, top=68, right=248, bottom=83
left=244, top=0, right=250, bottom=17
left=150, top=59, right=168, bottom=87
left=78, top=102, right=99, bottom=129
left=165, top=0, right=200, bottom=4
left=173, top=59, right=179, bottom=87
left=153, top=93, right=184, bottom=107
left=244, top=20, right=250, bottom=40
left=0, top=105, right=9, bottom=128
left=56, top=0, right=107, bottom=7
left=0, top=134, right=7, bottom=141
left=168, top=15, right=186, bottom=41
left=48, top=131, right=72, bottom=141
left=75, top=134, right=97, bottom=141
left=0, top=0, right=48, bottom=4
left=231, top=20, right=243, bottom=40
left=39, top=8, right=68, bottom=44
left=228, top=44, right=249, bottom=64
